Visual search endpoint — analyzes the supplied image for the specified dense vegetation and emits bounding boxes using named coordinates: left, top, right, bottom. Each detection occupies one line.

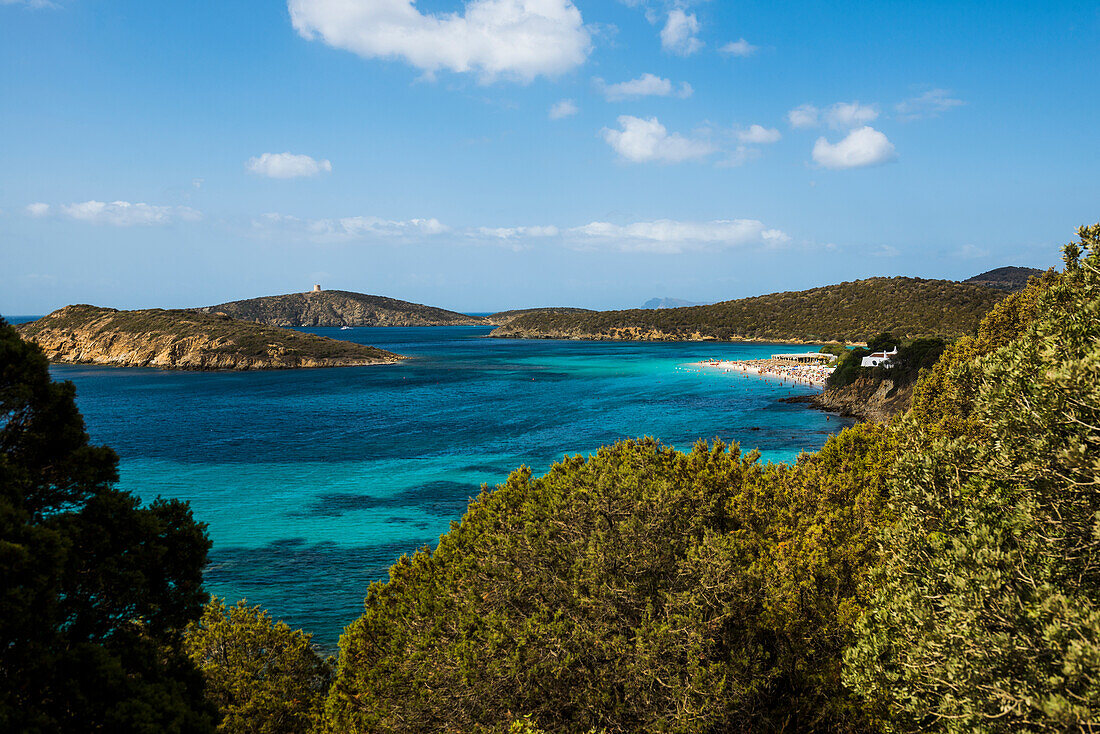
left=490, top=276, right=1007, bottom=343
left=18, top=305, right=400, bottom=368
left=184, top=599, right=332, bottom=734
left=486, top=307, right=595, bottom=326
left=964, top=265, right=1045, bottom=291
left=200, top=290, right=486, bottom=327
left=0, top=316, right=216, bottom=731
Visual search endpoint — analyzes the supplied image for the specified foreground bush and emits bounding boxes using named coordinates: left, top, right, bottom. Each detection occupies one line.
left=845, top=225, right=1100, bottom=730
left=324, top=426, right=895, bottom=733
left=185, top=599, right=332, bottom=734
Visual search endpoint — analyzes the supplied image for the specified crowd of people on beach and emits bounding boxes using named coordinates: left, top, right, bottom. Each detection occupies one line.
left=698, top=358, right=834, bottom=387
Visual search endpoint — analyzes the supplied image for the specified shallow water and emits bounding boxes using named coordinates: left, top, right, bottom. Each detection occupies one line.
left=53, top=326, right=852, bottom=647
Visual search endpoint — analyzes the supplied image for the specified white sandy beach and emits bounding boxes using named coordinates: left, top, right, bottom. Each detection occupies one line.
left=692, top=358, right=833, bottom=388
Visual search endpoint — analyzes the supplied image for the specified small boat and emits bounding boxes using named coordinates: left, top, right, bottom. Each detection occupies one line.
left=340, top=325, right=352, bottom=330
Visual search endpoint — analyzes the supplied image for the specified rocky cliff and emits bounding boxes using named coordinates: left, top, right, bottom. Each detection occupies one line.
left=17, top=305, right=403, bottom=370
left=198, top=290, right=486, bottom=327
left=800, top=375, right=916, bottom=424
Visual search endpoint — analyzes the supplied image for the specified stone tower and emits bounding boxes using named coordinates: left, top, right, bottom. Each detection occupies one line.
left=312, top=284, right=321, bottom=293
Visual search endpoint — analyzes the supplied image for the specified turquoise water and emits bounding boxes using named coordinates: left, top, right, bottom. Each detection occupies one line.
left=50, top=326, right=852, bottom=647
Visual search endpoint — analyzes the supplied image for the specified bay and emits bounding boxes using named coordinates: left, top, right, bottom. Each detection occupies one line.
left=53, top=325, right=853, bottom=647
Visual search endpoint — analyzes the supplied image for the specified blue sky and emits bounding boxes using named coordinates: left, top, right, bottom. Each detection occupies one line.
left=2, top=0, right=1097, bottom=314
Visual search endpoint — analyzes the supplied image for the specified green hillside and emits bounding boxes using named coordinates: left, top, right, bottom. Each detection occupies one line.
left=491, top=276, right=1009, bottom=343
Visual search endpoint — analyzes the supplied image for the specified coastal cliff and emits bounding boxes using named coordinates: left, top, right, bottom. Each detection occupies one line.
left=198, top=290, right=485, bottom=327
left=17, top=305, right=403, bottom=370
left=805, top=375, right=915, bottom=423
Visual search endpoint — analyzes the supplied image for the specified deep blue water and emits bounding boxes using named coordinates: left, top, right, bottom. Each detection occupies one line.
left=41, top=325, right=852, bottom=647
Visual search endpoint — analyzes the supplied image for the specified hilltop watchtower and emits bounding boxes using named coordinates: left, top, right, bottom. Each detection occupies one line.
left=311, top=284, right=321, bottom=293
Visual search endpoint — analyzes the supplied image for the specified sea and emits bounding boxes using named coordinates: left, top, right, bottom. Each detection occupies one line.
left=13, top=320, right=853, bottom=648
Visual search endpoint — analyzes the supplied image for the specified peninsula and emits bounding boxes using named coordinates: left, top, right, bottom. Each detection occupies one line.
left=490, top=276, right=1007, bottom=343
left=17, top=305, right=403, bottom=370
left=197, top=288, right=485, bottom=327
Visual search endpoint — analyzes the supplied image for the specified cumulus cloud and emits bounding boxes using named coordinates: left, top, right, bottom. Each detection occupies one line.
left=569, top=218, right=788, bottom=254
left=548, top=99, right=578, bottom=119
left=660, top=9, right=702, bottom=55
left=601, top=115, right=714, bottom=163
left=719, top=38, right=757, bottom=57
left=25, top=202, right=50, bottom=217
left=287, top=0, right=592, bottom=83
left=812, top=126, right=897, bottom=170
left=787, top=104, right=819, bottom=129
left=246, top=152, right=332, bottom=179
left=824, top=101, right=879, bottom=129
left=255, top=212, right=447, bottom=241
left=595, top=73, right=692, bottom=101
left=737, top=124, right=781, bottom=144
left=895, top=88, right=965, bottom=120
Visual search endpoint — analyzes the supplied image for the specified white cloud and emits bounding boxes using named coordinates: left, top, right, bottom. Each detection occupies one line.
left=824, top=101, right=879, bottom=129
left=549, top=99, right=578, bottom=119
left=787, top=104, right=818, bottom=129
left=246, top=152, right=332, bottom=179
left=595, top=73, right=692, bottom=101
left=660, top=9, right=702, bottom=55
left=895, top=88, right=965, bottom=120
left=601, top=115, right=714, bottom=163
left=255, top=212, right=447, bottom=241
left=287, top=0, right=592, bottom=83
left=45, top=200, right=202, bottom=226
left=475, top=225, right=560, bottom=238
left=569, top=218, right=788, bottom=254
left=812, top=126, right=897, bottom=170
left=719, top=38, right=757, bottom=57
left=737, top=124, right=781, bottom=144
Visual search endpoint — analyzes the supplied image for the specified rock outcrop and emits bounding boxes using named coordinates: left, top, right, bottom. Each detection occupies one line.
left=17, top=305, right=403, bottom=370
left=198, top=290, right=486, bottom=327
left=800, top=375, right=915, bottom=424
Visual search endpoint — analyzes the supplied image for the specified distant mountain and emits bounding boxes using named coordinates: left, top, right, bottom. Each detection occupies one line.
left=487, top=307, right=594, bottom=326
left=18, top=305, right=402, bottom=370
left=964, top=266, right=1045, bottom=292
left=197, top=289, right=487, bottom=327
left=491, top=277, right=1008, bottom=344
left=642, top=297, right=707, bottom=309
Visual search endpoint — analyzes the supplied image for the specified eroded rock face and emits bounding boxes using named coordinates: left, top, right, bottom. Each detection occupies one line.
left=17, top=305, right=403, bottom=371
left=809, top=375, right=915, bottom=424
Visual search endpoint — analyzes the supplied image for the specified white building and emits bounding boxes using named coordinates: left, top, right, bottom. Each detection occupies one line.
left=861, top=346, right=898, bottom=368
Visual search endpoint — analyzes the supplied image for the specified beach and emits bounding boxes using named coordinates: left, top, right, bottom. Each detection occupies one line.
left=693, top=358, right=834, bottom=388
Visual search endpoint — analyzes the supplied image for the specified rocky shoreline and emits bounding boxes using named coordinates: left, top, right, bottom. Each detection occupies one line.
left=17, top=305, right=403, bottom=371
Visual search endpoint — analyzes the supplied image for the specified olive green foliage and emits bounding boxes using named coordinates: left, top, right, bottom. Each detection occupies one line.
left=185, top=599, right=332, bottom=734
left=826, top=334, right=945, bottom=390
left=963, top=265, right=1044, bottom=291
left=845, top=225, right=1100, bottom=731
left=492, top=277, right=1006, bottom=343
left=0, top=317, right=215, bottom=732
left=18, top=305, right=399, bottom=364
left=326, top=426, right=895, bottom=733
